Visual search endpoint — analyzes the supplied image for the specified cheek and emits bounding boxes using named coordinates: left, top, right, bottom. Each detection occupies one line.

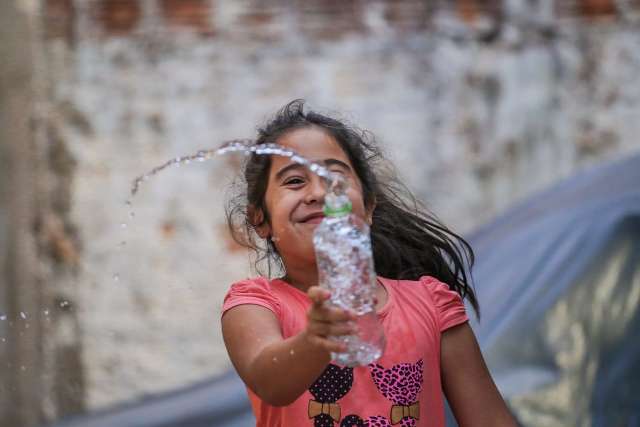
left=265, top=194, right=296, bottom=231
left=348, top=196, right=369, bottom=222
left=347, top=183, right=368, bottom=211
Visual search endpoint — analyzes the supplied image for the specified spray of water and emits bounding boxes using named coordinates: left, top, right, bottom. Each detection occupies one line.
left=128, top=140, right=347, bottom=201
left=117, top=140, right=349, bottom=284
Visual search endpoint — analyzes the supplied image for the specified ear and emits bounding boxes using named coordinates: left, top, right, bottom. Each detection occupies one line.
left=248, top=205, right=271, bottom=239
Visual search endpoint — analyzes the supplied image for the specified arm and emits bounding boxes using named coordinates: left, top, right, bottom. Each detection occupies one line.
left=441, top=322, right=517, bottom=427
left=221, top=287, right=356, bottom=406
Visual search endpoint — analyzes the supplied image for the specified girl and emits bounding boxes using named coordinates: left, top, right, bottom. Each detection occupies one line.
left=222, top=100, right=516, bottom=426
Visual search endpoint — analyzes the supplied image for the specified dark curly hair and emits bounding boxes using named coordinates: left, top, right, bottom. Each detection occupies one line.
left=225, top=99, right=479, bottom=316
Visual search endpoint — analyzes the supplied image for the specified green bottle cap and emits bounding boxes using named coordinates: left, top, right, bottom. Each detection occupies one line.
left=323, top=177, right=352, bottom=217
left=323, top=200, right=352, bottom=217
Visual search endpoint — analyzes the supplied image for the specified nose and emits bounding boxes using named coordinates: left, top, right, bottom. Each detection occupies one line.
left=304, top=176, right=326, bottom=205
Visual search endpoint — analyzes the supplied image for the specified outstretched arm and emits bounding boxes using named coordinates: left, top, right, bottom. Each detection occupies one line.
left=221, top=287, right=356, bottom=406
left=441, top=322, right=517, bottom=427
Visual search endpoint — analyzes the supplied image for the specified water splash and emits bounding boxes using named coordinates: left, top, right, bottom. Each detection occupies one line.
left=118, top=140, right=351, bottom=298
left=128, top=140, right=347, bottom=201
left=120, top=140, right=347, bottom=253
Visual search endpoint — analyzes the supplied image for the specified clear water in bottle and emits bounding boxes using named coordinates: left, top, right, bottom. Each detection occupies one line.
left=313, top=190, right=386, bottom=366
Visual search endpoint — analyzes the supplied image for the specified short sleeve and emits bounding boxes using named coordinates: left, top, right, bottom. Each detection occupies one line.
left=421, top=276, right=468, bottom=332
left=222, top=278, right=281, bottom=318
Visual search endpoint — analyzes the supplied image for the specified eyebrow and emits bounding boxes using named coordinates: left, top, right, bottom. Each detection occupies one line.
left=274, top=158, right=352, bottom=181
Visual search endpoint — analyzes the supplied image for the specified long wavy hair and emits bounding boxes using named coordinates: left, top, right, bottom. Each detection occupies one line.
left=226, top=99, right=479, bottom=316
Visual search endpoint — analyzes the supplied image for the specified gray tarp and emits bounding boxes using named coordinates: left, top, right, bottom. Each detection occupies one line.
left=460, top=152, right=640, bottom=426
left=47, top=152, right=640, bottom=426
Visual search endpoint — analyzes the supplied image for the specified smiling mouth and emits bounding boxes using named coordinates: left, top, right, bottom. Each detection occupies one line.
left=299, top=213, right=325, bottom=224
left=303, top=216, right=324, bottom=225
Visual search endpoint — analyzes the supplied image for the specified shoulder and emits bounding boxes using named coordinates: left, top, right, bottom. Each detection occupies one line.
left=225, top=276, right=273, bottom=298
left=384, top=275, right=468, bottom=332
left=382, top=275, right=453, bottom=299
left=418, top=276, right=460, bottom=302
left=222, top=277, right=282, bottom=316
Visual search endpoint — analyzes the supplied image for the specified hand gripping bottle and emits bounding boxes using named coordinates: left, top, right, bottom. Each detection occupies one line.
left=312, top=183, right=386, bottom=366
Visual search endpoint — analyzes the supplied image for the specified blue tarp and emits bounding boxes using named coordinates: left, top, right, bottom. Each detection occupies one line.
left=44, top=371, right=254, bottom=427
left=460, top=152, right=640, bottom=426
left=47, top=152, right=640, bottom=427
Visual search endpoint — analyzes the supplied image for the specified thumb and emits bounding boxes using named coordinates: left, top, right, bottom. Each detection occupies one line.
left=308, top=286, right=330, bottom=306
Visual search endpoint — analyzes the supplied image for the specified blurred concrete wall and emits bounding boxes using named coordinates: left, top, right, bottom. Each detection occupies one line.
left=1, top=0, right=640, bottom=425
left=0, top=2, right=43, bottom=425
left=1, top=1, right=86, bottom=426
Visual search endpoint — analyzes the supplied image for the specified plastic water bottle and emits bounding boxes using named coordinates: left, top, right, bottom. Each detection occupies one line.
left=313, top=188, right=386, bottom=366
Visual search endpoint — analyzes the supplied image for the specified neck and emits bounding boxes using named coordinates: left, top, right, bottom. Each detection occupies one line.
left=282, top=264, right=318, bottom=293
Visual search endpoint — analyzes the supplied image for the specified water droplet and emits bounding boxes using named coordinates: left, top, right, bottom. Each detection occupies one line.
left=120, top=223, right=128, bottom=229
left=43, top=310, right=49, bottom=316
left=0, top=314, right=6, bottom=321
left=1, top=338, right=5, bottom=342
left=113, top=274, right=120, bottom=282
left=19, top=312, right=26, bottom=320
left=128, top=141, right=343, bottom=223
left=272, top=357, right=278, bottom=363
left=291, top=155, right=305, bottom=164
left=20, top=366, right=26, bottom=371
left=289, top=349, right=295, bottom=356
left=59, top=301, right=69, bottom=308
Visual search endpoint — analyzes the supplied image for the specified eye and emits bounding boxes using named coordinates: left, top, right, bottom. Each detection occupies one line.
left=283, top=176, right=305, bottom=186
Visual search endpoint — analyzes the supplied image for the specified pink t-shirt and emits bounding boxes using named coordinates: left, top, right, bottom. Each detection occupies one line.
left=222, top=275, right=468, bottom=427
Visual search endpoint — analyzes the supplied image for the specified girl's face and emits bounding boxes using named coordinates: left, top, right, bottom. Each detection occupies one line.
left=255, top=127, right=373, bottom=272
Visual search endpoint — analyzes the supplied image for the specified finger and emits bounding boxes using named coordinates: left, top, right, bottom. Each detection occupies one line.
left=308, top=306, right=356, bottom=324
left=308, top=320, right=357, bottom=338
left=328, top=322, right=358, bottom=337
left=322, top=306, right=358, bottom=322
left=307, top=286, right=330, bottom=306
left=307, top=335, right=348, bottom=354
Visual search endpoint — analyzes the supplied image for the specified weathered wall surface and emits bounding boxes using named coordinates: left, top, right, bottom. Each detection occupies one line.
left=1, top=1, right=87, bottom=425
left=2, top=0, right=639, bottom=424
left=0, top=3, right=43, bottom=425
